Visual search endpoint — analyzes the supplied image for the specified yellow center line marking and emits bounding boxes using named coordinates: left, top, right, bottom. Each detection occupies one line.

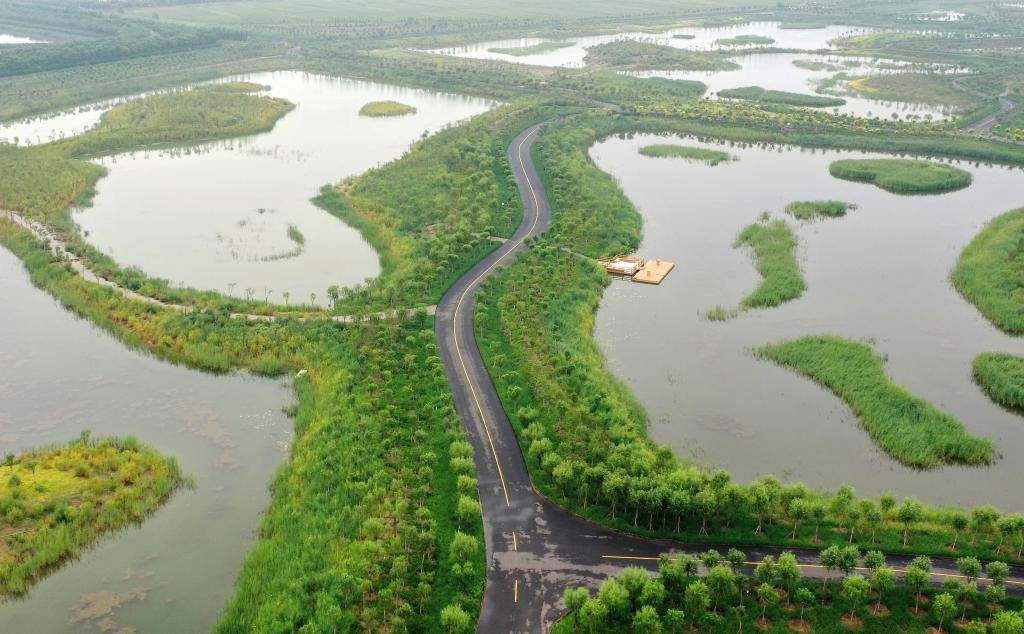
left=601, top=555, right=1024, bottom=586
left=513, top=530, right=518, bottom=551
left=452, top=127, right=543, bottom=509
left=514, top=579, right=519, bottom=603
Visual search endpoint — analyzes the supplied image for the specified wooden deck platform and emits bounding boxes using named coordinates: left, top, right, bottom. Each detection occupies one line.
left=632, top=259, right=675, bottom=285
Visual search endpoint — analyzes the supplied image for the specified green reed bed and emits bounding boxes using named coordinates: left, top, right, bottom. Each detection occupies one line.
left=829, top=159, right=972, bottom=194
left=785, top=200, right=854, bottom=220
left=736, top=217, right=806, bottom=309
left=952, top=208, right=1024, bottom=334
left=974, top=352, right=1024, bottom=411
left=638, top=143, right=734, bottom=165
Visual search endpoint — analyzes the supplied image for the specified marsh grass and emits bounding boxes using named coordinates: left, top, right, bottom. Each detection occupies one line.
left=974, top=352, right=1024, bottom=411
left=785, top=200, right=854, bottom=220
left=714, top=34, right=775, bottom=46
left=736, top=217, right=806, bottom=309
left=488, top=40, right=572, bottom=56
left=829, top=158, right=972, bottom=194
left=757, top=335, right=997, bottom=468
left=358, top=100, right=417, bottom=117
left=638, top=143, right=734, bottom=164
left=952, top=208, right=1024, bottom=333
left=718, top=86, right=846, bottom=108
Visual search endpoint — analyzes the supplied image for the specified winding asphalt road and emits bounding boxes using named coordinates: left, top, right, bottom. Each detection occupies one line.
left=434, top=124, right=1024, bottom=633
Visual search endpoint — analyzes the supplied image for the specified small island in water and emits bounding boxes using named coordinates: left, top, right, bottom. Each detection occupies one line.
left=359, top=100, right=418, bottom=117
left=0, top=434, right=187, bottom=597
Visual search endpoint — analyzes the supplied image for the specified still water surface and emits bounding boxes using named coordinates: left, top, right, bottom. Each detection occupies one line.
left=592, top=134, right=1024, bottom=511
left=0, top=247, right=292, bottom=631
left=73, top=71, right=493, bottom=304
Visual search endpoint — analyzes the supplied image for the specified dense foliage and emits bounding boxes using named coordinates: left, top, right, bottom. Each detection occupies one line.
left=974, top=352, right=1024, bottom=411
left=718, top=86, right=847, bottom=108
left=829, top=159, right=973, bottom=194
left=554, top=551, right=1023, bottom=634
left=637, top=143, right=733, bottom=164
left=952, top=208, right=1024, bottom=334
left=735, top=217, right=806, bottom=309
left=785, top=200, right=853, bottom=220
left=756, top=336, right=997, bottom=468
left=0, top=434, right=186, bottom=596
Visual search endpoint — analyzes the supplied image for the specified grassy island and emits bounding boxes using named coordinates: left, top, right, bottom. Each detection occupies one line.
left=974, top=352, right=1024, bottom=411
left=714, top=34, right=775, bottom=46
left=757, top=336, right=997, bottom=468
left=638, top=143, right=733, bottom=164
left=736, top=217, right=805, bottom=309
left=718, top=86, right=846, bottom=108
left=785, top=200, right=854, bottom=220
left=952, top=208, right=1024, bottom=333
left=583, top=40, right=738, bottom=71
left=488, top=40, right=572, bottom=56
left=829, top=158, right=972, bottom=194
left=358, top=100, right=417, bottom=117
left=0, top=435, right=186, bottom=596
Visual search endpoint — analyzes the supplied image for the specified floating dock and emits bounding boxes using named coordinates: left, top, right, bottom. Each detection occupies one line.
left=599, top=256, right=675, bottom=285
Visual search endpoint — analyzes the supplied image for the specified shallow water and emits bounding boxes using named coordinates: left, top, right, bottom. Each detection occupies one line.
left=629, top=53, right=957, bottom=121
left=0, top=34, right=43, bottom=44
left=426, top=21, right=871, bottom=68
left=73, top=70, right=493, bottom=305
left=591, top=133, right=1024, bottom=511
left=0, top=247, right=292, bottom=631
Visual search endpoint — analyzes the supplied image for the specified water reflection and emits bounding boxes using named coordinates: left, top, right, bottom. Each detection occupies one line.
left=592, top=133, right=1024, bottom=510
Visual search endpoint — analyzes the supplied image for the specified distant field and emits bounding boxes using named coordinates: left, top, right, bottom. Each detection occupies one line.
left=133, top=0, right=772, bottom=26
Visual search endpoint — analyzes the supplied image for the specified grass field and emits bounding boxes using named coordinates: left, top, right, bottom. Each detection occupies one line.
left=847, top=73, right=980, bottom=110
left=638, top=143, right=733, bottom=164
left=489, top=41, right=572, bottom=56
left=359, top=100, right=417, bottom=116
left=718, top=85, right=846, bottom=108
left=757, top=335, right=997, bottom=468
left=785, top=200, right=853, bottom=220
left=736, top=217, right=805, bottom=309
left=0, top=435, right=186, bottom=596
left=829, top=158, right=972, bottom=194
left=952, top=208, right=1024, bottom=334
left=974, top=352, right=1024, bottom=411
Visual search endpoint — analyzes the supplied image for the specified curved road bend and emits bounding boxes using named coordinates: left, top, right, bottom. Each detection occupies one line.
left=435, top=125, right=1024, bottom=633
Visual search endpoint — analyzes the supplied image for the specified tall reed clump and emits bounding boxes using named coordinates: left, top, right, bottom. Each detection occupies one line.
left=736, top=216, right=806, bottom=309
left=973, top=352, right=1024, bottom=410
left=828, top=159, right=972, bottom=194
left=952, top=208, right=1024, bottom=334
left=756, top=335, right=997, bottom=468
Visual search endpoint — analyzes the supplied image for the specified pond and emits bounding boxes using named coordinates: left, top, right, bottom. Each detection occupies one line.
left=629, top=53, right=959, bottom=121
left=69, top=70, right=492, bottom=305
left=591, top=133, right=1024, bottom=511
left=427, top=21, right=870, bottom=68
left=0, top=246, right=292, bottom=632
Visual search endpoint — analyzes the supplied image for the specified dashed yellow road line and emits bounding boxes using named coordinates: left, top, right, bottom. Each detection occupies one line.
left=513, top=530, right=518, bottom=551
left=514, top=579, right=519, bottom=603
left=451, top=127, right=543, bottom=509
left=601, top=555, right=1024, bottom=586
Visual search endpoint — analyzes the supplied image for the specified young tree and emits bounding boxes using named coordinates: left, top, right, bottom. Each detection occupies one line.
left=727, top=548, right=746, bottom=572
left=788, top=498, right=808, bottom=539
left=632, top=605, right=662, bottom=634
left=906, top=562, right=931, bottom=614
left=841, top=574, right=869, bottom=621
left=819, top=545, right=842, bottom=591
left=684, top=580, right=711, bottom=627
left=958, top=557, right=982, bottom=585
left=862, top=550, right=885, bottom=572
left=776, top=552, right=802, bottom=596
left=563, top=587, right=589, bottom=631
left=440, top=604, right=471, bottom=634
left=702, top=549, right=723, bottom=571
left=808, top=501, right=827, bottom=542
left=897, top=498, right=923, bottom=546
left=987, top=560, right=1011, bottom=587
left=757, top=582, right=779, bottom=622
left=932, top=593, right=958, bottom=633
left=985, top=583, right=1007, bottom=610
left=729, top=605, right=747, bottom=634
left=663, top=608, right=685, bottom=634
left=991, top=610, right=1024, bottom=634
left=971, top=506, right=1000, bottom=545
left=794, top=587, right=815, bottom=626
left=949, top=511, right=969, bottom=550
left=598, top=577, right=631, bottom=623
left=578, top=598, right=609, bottom=634
left=706, top=565, right=737, bottom=613
left=831, top=484, right=856, bottom=533
left=754, top=555, right=777, bottom=587
left=870, top=567, right=895, bottom=612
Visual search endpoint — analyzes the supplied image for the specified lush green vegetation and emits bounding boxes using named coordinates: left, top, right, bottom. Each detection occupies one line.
left=785, top=200, right=854, bottom=220
left=583, top=40, right=738, bottom=71
left=489, top=40, right=572, bottom=56
left=554, top=551, right=1024, bottom=634
left=637, top=143, right=733, bottom=164
left=359, top=100, right=418, bottom=117
left=829, top=159, right=973, bottom=194
left=974, top=352, right=1024, bottom=411
left=792, top=59, right=842, bottom=72
left=735, top=217, right=806, bottom=309
left=756, top=335, right=997, bottom=468
left=0, top=434, right=186, bottom=596
left=952, top=208, right=1024, bottom=334
left=718, top=86, right=847, bottom=108
left=714, top=34, right=775, bottom=46
left=847, top=74, right=982, bottom=110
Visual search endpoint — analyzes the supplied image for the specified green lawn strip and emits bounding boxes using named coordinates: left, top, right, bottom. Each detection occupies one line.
left=829, top=158, right=972, bottom=194
left=952, top=208, right=1024, bottom=334
left=756, top=335, right=997, bottom=468
left=638, top=143, right=733, bottom=164
left=736, top=217, right=806, bottom=309
left=974, top=352, right=1024, bottom=411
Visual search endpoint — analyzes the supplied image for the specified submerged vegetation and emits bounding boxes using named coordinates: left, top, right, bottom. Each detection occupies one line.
left=718, top=86, right=847, bottom=108
left=555, top=552, right=1024, bottom=634
left=713, top=34, right=775, bottom=47
left=359, top=100, right=417, bottom=117
left=829, top=158, right=972, bottom=194
left=489, top=40, right=572, bottom=56
left=974, top=352, right=1024, bottom=411
left=785, top=200, right=854, bottom=220
left=952, top=208, right=1024, bottom=334
left=0, top=434, right=186, bottom=596
left=638, top=143, right=733, bottom=164
left=736, top=216, right=805, bottom=309
left=756, top=335, right=997, bottom=468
